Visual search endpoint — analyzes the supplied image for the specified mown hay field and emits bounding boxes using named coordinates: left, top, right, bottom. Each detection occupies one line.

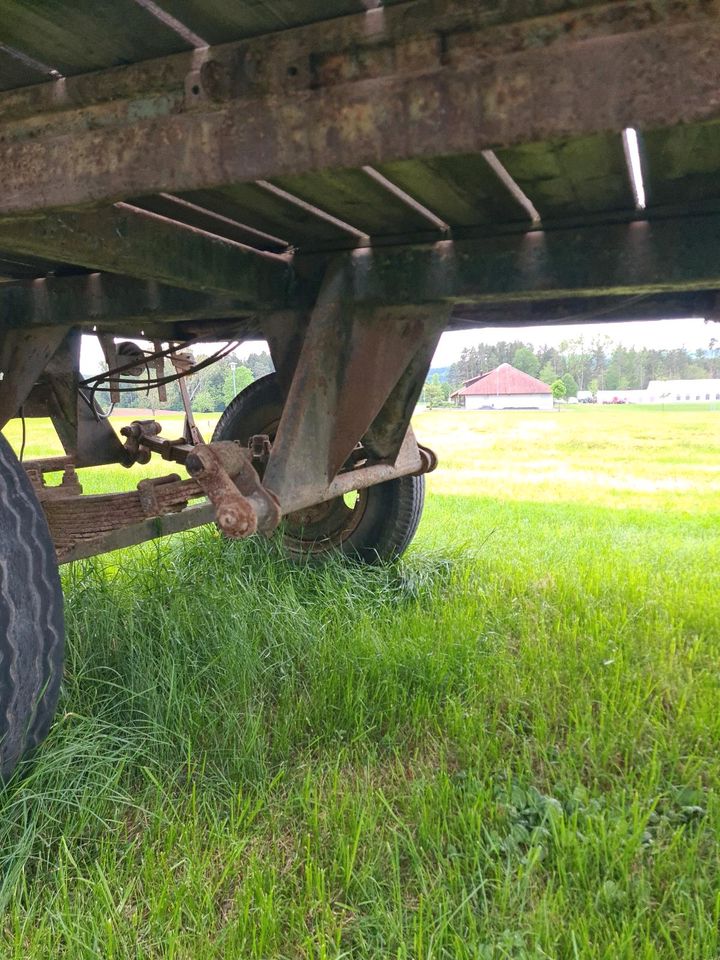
left=1, top=404, right=719, bottom=959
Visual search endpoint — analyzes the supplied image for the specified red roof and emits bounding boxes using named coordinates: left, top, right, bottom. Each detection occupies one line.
left=452, top=363, right=552, bottom=396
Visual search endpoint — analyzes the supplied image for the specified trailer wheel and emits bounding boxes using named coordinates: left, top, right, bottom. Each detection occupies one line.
left=213, top=374, right=425, bottom=563
left=0, top=434, right=64, bottom=779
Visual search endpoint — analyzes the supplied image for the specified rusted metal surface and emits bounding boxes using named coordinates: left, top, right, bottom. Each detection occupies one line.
left=263, top=258, right=450, bottom=509
left=284, top=426, right=435, bottom=516
left=23, top=456, right=83, bottom=502
left=6, top=209, right=720, bottom=342
left=121, top=420, right=163, bottom=466
left=171, top=351, right=204, bottom=446
left=0, top=326, right=66, bottom=426
left=0, top=1, right=600, bottom=129
left=186, top=441, right=281, bottom=538
left=362, top=310, right=447, bottom=463
left=2, top=274, right=715, bottom=346
left=249, top=434, right=272, bottom=468
left=137, top=474, right=182, bottom=517
left=33, top=330, right=131, bottom=468
left=42, top=434, right=282, bottom=559
left=45, top=473, right=201, bottom=561
left=152, top=341, right=168, bottom=404
left=447, top=292, right=720, bottom=329
left=417, top=444, right=439, bottom=475
left=57, top=502, right=217, bottom=564
left=297, top=213, right=720, bottom=306
left=41, top=424, right=435, bottom=560
left=0, top=2, right=717, bottom=216
left=1, top=0, right=717, bottom=568
left=18, top=338, right=437, bottom=560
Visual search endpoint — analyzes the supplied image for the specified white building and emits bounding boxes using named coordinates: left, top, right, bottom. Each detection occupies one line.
left=645, top=379, right=720, bottom=403
left=450, top=363, right=554, bottom=410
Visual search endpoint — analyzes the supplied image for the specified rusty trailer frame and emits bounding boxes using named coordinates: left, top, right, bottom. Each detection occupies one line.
left=0, top=0, right=719, bottom=563
left=1, top=0, right=719, bottom=775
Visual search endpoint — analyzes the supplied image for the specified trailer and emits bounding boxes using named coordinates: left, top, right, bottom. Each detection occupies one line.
left=0, top=0, right=718, bottom=777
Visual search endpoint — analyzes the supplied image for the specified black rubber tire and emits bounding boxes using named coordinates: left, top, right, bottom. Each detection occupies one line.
left=0, top=434, right=64, bottom=780
left=213, top=374, right=425, bottom=564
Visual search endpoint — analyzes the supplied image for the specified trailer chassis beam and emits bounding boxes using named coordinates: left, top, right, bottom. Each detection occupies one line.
left=3, top=213, right=720, bottom=348
left=297, top=214, right=720, bottom=306
left=0, top=1, right=718, bottom=215
left=0, top=205, right=292, bottom=301
left=0, top=272, right=264, bottom=337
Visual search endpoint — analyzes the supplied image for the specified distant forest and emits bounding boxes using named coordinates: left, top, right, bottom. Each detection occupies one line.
left=105, top=349, right=274, bottom=412
left=99, top=333, right=720, bottom=412
left=424, top=334, right=720, bottom=404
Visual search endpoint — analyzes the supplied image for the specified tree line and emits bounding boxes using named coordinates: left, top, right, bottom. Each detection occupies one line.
left=102, top=349, right=274, bottom=412
left=95, top=333, right=720, bottom=412
left=436, top=334, right=720, bottom=399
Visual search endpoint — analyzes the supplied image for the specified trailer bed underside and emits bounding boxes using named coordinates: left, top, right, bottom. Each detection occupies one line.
left=0, top=0, right=718, bottom=334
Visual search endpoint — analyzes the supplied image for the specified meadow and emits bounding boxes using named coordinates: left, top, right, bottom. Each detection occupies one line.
left=0, top=405, right=718, bottom=958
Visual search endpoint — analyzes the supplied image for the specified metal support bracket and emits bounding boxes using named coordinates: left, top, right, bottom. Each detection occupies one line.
left=0, top=327, right=67, bottom=428
left=23, top=456, right=83, bottom=502
left=34, top=330, right=130, bottom=467
left=262, top=256, right=450, bottom=512
left=186, top=441, right=281, bottom=539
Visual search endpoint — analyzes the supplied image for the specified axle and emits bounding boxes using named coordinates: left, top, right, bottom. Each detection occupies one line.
left=23, top=418, right=437, bottom=564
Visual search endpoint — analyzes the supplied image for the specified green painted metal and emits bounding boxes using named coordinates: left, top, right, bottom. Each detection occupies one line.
left=0, top=273, right=259, bottom=334
left=300, top=213, right=720, bottom=306
left=0, top=48, right=49, bottom=91
left=0, top=0, right=190, bottom=75
left=154, top=0, right=371, bottom=46
left=0, top=205, right=292, bottom=302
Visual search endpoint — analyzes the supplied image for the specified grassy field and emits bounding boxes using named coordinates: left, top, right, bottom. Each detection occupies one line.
left=1, top=406, right=719, bottom=958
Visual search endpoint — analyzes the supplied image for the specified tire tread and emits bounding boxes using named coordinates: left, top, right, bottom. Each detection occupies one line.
left=0, top=435, right=64, bottom=778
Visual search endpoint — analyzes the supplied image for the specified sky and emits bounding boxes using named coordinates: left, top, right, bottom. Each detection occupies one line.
left=80, top=317, right=717, bottom=376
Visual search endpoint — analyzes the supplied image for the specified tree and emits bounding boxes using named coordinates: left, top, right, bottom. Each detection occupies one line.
left=604, top=364, right=621, bottom=390
left=709, top=337, right=719, bottom=377
left=551, top=379, right=567, bottom=402
left=539, top=361, right=557, bottom=385
left=589, top=334, right=613, bottom=389
left=223, top=364, right=253, bottom=406
left=424, top=374, right=445, bottom=409
left=244, top=350, right=274, bottom=380
left=193, top=386, right=223, bottom=413
left=560, top=335, right=591, bottom=389
left=561, top=372, right=579, bottom=397
left=512, top=345, right=540, bottom=378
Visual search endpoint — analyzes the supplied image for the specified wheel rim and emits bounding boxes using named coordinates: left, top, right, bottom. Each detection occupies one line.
left=254, top=414, right=370, bottom=555
left=283, top=488, right=369, bottom=553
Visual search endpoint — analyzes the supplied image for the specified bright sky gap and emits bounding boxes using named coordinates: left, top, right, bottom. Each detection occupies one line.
left=622, top=128, right=646, bottom=211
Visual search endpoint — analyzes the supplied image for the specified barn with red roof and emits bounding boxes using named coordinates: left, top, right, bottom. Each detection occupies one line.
left=450, top=363, right=553, bottom=411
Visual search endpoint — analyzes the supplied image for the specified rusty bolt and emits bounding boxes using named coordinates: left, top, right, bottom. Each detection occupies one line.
left=217, top=506, right=256, bottom=538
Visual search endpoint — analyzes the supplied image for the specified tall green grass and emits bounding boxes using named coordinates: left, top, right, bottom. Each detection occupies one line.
left=0, top=408, right=718, bottom=957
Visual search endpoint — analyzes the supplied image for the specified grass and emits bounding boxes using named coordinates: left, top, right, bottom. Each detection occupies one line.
left=0, top=406, right=719, bottom=958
